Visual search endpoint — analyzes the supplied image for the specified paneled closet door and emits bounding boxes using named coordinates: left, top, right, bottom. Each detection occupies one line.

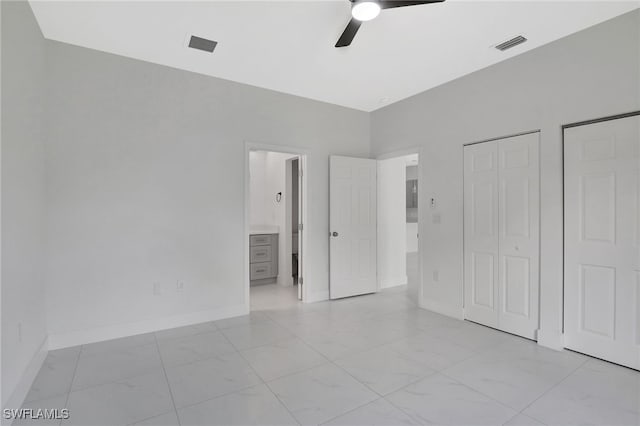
left=497, top=133, right=539, bottom=340
left=464, top=141, right=500, bottom=329
left=464, top=133, right=540, bottom=340
left=564, top=114, right=640, bottom=370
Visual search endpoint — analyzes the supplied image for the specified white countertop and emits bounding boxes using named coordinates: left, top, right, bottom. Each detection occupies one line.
left=250, top=225, right=279, bottom=235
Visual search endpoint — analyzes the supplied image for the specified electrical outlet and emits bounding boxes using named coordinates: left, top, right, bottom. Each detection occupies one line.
left=18, top=322, right=22, bottom=343
left=433, top=270, right=439, bottom=282
left=176, top=281, right=184, bottom=292
left=153, top=282, right=162, bottom=296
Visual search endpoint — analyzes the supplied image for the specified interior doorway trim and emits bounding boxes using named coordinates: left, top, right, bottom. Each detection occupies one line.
left=376, top=147, right=424, bottom=306
left=244, top=142, right=310, bottom=311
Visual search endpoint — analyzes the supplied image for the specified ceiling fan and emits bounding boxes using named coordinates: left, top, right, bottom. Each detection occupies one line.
left=335, top=0, right=445, bottom=48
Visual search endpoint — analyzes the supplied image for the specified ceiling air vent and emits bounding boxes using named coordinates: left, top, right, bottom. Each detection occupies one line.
left=188, top=35, right=217, bottom=53
left=495, top=35, right=527, bottom=51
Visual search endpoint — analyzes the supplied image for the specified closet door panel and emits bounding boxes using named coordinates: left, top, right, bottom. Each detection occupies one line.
left=464, top=142, right=499, bottom=328
left=498, top=133, right=540, bottom=340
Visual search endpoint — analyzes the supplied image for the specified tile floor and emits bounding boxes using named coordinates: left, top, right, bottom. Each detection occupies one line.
left=18, top=285, right=640, bottom=426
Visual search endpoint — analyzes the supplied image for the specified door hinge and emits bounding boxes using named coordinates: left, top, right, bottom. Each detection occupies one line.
left=298, top=223, right=303, bottom=231
left=299, top=277, right=303, bottom=285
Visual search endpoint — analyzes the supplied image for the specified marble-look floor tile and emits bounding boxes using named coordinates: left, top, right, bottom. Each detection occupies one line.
left=130, top=410, right=180, bottom=425
left=20, top=286, right=639, bottom=426
left=155, top=324, right=202, bottom=342
left=178, top=384, right=297, bottom=426
left=63, top=370, right=173, bottom=426
left=15, top=395, right=69, bottom=426
left=503, top=413, right=546, bottom=426
left=434, top=322, right=512, bottom=352
left=157, top=330, right=236, bottom=367
left=443, top=338, right=587, bottom=410
left=384, top=332, right=478, bottom=371
left=386, top=373, right=517, bottom=425
left=81, top=333, right=156, bottom=355
left=221, top=322, right=293, bottom=351
left=164, top=352, right=262, bottom=408
left=523, top=359, right=640, bottom=426
left=215, top=312, right=271, bottom=330
left=240, top=338, right=327, bottom=381
left=334, top=346, right=435, bottom=395
left=72, top=343, right=162, bottom=390
left=25, top=351, right=79, bottom=402
left=268, top=363, right=378, bottom=425
left=322, top=398, right=420, bottom=426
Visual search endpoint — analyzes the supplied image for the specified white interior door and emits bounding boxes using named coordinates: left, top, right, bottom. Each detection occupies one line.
left=464, top=133, right=540, bottom=340
left=330, top=155, right=377, bottom=299
left=464, top=141, right=500, bottom=328
left=564, top=114, right=640, bottom=370
left=497, top=133, right=540, bottom=340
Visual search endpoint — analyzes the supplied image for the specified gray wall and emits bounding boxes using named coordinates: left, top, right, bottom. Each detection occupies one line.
left=42, top=40, right=370, bottom=344
left=1, top=0, right=48, bottom=407
left=371, top=10, right=640, bottom=346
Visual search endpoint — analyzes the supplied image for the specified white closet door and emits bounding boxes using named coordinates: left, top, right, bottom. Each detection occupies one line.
left=464, top=133, right=540, bottom=340
left=564, top=114, right=640, bottom=370
left=464, top=142, right=500, bottom=328
left=329, top=156, right=377, bottom=299
left=497, top=133, right=539, bottom=340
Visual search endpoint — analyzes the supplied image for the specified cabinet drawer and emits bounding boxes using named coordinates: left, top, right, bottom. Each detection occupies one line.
left=250, top=262, right=273, bottom=280
left=250, top=245, right=272, bottom=263
left=250, top=234, right=271, bottom=246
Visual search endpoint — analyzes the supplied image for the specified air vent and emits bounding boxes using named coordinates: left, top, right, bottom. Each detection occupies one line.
left=188, top=35, right=217, bottom=53
left=495, top=35, right=527, bottom=51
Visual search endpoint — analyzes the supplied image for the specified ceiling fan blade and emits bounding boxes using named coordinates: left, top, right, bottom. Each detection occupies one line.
left=379, top=0, right=445, bottom=10
left=335, top=18, right=362, bottom=48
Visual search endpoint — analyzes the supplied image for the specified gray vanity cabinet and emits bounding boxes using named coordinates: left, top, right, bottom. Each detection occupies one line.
left=249, top=233, right=278, bottom=285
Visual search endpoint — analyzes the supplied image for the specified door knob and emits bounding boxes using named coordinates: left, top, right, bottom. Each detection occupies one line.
left=332, top=232, right=339, bottom=237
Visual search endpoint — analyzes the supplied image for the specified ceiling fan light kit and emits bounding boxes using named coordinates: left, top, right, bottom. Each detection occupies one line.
left=352, top=1, right=382, bottom=21
left=336, top=0, right=446, bottom=48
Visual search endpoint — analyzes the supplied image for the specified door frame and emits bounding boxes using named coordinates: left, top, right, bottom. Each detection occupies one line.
left=376, top=147, right=424, bottom=305
left=461, top=130, right=541, bottom=329
left=244, top=142, right=310, bottom=309
left=561, top=110, right=640, bottom=337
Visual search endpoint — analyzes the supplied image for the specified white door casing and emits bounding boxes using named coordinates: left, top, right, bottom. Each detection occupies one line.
left=297, top=158, right=304, bottom=301
left=564, top=114, right=640, bottom=370
left=464, top=132, right=540, bottom=340
left=329, top=155, right=377, bottom=299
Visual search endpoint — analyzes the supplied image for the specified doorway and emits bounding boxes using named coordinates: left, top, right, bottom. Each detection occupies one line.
left=245, top=144, right=307, bottom=311
left=376, top=152, right=421, bottom=305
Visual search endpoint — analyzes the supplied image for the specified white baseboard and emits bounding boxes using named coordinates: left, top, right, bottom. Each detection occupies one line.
left=48, top=303, right=248, bottom=350
left=2, top=338, right=48, bottom=426
left=537, top=328, right=564, bottom=351
left=379, top=275, right=408, bottom=289
left=420, top=298, right=464, bottom=320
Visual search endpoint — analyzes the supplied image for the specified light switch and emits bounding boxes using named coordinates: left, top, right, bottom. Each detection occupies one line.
left=430, top=198, right=436, bottom=209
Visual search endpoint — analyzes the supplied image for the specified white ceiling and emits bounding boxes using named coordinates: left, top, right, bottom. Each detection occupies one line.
left=29, top=0, right=639, bottom=111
